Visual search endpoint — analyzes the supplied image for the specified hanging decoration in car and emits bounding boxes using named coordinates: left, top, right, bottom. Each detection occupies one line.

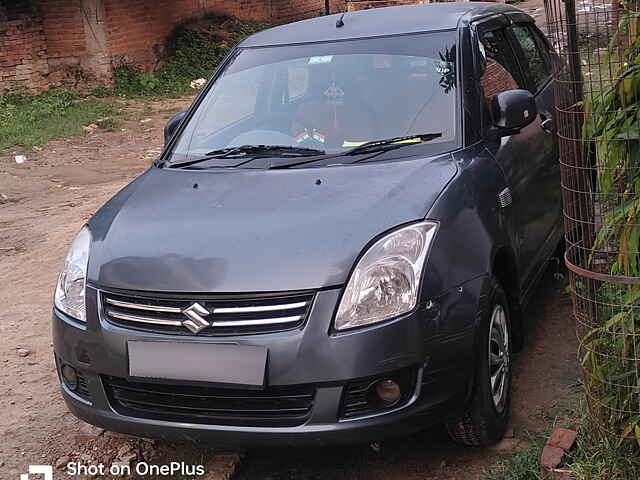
left=324, top=85, right=345, bottom=106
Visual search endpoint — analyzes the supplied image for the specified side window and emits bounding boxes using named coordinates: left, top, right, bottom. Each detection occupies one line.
left=511, top=24, right=552, bottom=92
left=479, top=29, right=525, bottom=104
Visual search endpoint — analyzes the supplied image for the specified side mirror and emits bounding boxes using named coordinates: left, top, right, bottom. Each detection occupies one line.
left=490, top=89, right=537, bottom=137
left=164, top=111, right=187, bottom=146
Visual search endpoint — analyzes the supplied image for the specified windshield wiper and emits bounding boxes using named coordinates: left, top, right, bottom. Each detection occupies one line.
left=344, top=133, right=442, bottom=156
left=270, top=133, right=443, bottom=170
left=207, top=145, right=325, bottom=157
left=166, top=145, right=325, bottom=169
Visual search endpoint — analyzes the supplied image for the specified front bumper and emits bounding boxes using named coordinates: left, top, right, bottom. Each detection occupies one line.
left=53, top=280, right=483, bottom=447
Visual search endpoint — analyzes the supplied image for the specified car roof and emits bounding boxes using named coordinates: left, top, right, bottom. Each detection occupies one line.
left=240, top=2, right=528, bottom=48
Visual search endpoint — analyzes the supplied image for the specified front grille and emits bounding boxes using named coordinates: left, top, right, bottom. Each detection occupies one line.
left=103, top=376, right=315, bottom=427
left=101, top=290, right=314, bottom=336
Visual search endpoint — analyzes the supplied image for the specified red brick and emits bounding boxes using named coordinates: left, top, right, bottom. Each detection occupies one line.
left=540, top=445, right=565, bottom=470
left=547, top=428, right=578, bottom=452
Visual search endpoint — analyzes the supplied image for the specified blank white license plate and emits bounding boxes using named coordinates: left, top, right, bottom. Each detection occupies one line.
left=128, top=341, right=267, bottom=387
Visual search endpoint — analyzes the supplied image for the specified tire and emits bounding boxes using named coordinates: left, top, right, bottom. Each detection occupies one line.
left=446, top=277, right=512, bottom=446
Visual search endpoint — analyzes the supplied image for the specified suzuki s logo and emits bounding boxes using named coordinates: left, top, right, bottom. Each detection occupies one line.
left=20, top=465, right=53, bottom=480
left=181, top=302, right=210, bottom=334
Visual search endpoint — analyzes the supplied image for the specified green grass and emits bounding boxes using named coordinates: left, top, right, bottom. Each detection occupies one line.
left=481, top=399, right=640, bottom=480
left=565, top=403, right=640, bottom=480
left=0, top=89, right=115, bottom=151
left=483, top=434, right=546, bottom=480
left=568, top=433, right=640, bottom=480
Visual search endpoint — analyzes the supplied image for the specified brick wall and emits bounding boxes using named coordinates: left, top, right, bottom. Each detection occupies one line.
left=103, top=0, right=337, bottom=68
left=272, top=0, right=324, bottom=24
left=104, top=0, right=176, bottom=67
left=39, top=0, right=88, bottom=87
left=0, top=1, right=49, bottom=92
left=331, top=0, right=347, bottom=13
left=104, top=0, right=272, bottom=68
left=40, top=0, right=85, bottom=58
left=347, top=0, right=428, bottom=11
left=0, top=0, right=347, bottom=93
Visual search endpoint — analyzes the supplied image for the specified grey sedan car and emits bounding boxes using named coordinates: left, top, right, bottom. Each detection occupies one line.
left=53, top=2, right=561, bottom=447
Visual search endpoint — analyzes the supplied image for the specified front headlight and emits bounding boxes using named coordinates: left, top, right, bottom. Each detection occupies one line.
left=335, top=221, right=438, bottom=331
left=54, top=226, right=91, bottom=321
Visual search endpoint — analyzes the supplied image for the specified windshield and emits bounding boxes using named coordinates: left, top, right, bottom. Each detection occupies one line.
left=167, top=31, right=459, bottom=165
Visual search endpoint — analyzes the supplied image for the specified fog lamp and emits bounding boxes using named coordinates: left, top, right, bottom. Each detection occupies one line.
left=61, top=364, right=78, bottom=391
left=374, top=379, right=401, bottom=406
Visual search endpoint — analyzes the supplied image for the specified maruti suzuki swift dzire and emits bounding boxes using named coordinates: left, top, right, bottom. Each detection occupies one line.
left=53, top=2, right=562, bottom=447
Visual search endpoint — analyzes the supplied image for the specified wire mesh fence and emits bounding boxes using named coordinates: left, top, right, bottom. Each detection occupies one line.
left=544, top=0, right=640, bottom=445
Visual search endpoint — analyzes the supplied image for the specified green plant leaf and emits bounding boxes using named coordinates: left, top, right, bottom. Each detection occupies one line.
left=618, top=417, right=640, bottom=446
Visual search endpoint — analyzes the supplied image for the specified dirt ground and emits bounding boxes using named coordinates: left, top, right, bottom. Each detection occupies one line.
left=0, top=2, right=578, bottom=476
left=0, top=97, right=216, bottom=480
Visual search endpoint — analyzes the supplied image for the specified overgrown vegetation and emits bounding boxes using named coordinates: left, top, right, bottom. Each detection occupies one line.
left=588, top=7, right=640, bottom=275
left=0, top=89, right=114, bottom=151
left=569, top=423, right=640, bottom=479
left=111, top=13, right=267, bottom=96
left=574, top=0, right=640, bottom=476
left=579, top=281, right=640, bottom=448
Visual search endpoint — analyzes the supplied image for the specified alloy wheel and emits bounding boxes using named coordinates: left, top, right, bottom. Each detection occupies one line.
left=488, top=304, right=509, bottom=413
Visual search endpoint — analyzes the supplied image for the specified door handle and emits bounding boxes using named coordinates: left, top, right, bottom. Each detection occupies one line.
left=540, top=114, right=554, bottom=134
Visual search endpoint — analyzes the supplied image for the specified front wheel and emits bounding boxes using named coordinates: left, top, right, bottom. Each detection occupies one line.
left=446, top=278, right=512, bottom=446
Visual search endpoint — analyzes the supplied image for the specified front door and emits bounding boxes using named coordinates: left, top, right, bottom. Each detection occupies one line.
left=477, top=20, right=560, bottom=287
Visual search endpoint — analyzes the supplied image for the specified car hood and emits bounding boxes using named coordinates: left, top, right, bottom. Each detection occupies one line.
left=88, top=156, right=456, bottom=292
